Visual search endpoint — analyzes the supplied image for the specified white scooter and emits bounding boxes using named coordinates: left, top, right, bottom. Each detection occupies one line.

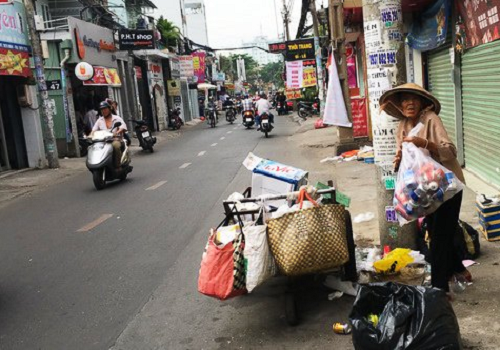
left=86, top=122, right=133, bottom=190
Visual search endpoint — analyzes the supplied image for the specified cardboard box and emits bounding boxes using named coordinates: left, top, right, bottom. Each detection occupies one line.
left=476, top=199, right=500, bottom=241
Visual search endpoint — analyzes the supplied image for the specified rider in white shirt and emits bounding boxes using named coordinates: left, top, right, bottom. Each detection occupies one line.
left=254, top=94, right=274, bottom=130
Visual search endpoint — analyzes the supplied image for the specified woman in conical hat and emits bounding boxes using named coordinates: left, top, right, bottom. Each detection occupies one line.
left=380, top=83, right=470, bottom=297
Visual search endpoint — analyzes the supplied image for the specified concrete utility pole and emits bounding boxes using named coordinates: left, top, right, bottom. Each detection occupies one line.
left=282, top=0, right=291, bottom=41
left=362, top=0, right=416, bottom=249
left=328, top=0, right=353, bottom=144
left=309, top=0, right=325, bottom=117
left=24, top=0, right=59, bottom=168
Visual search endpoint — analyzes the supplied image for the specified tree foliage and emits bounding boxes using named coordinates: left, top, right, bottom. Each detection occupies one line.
left=156, top=16, right=181, bottom=51
left=218, top=54, right=260, bottom=83
left=260, top=61, right=284, bottom=89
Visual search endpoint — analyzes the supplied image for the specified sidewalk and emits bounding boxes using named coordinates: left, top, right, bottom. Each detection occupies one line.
left=291, top=116, right=500, bottom=349
left=0, top=120, right=203, bottom=209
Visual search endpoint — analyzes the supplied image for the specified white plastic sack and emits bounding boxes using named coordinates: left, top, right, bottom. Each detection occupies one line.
left=393, top=123, right=464, bottom=225
left=243, top=223, right=276, bottom=292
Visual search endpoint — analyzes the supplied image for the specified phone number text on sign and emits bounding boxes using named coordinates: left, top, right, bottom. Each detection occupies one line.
left=368, top=49, right=397, bottom=67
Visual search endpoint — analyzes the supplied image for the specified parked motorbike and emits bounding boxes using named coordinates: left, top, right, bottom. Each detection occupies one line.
left=168, top=107, right=183, bottom=130
left=131, top=119, right=156, bottom=152
left=298, top=99, right=319, bottom=120
left=224, top=106, right=236, bottom=124
left=242, top=110, right=255, bottom=129
left=260, top=112, right=273, bottom=138
left=86, top=122, right=133, bottom=190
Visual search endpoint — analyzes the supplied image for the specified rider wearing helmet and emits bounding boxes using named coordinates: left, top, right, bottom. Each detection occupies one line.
left=254, top=93, right=275, bottom=130
left=91, top=101, right=128, bottom=169
left=242, top=94, right=253, bottom=115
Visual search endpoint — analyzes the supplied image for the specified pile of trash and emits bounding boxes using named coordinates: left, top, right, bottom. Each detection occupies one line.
left=320, top=146, right=375, bottom=164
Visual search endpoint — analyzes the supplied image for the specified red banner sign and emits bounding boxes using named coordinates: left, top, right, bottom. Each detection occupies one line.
left=0, top=49, right=30, bottom=77
left=351, top=97, right=368, bottom=138
left=83, top=67, right=122, bottom=87
left=457, top=0, right=500, bottom=49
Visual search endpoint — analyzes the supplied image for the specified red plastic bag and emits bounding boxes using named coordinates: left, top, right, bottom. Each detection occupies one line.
left=198, top=224, right=247, bottom=300
left=315, top=119, right=326, bottom=129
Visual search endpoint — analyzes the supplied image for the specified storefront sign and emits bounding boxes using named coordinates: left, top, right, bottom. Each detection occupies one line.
left=167, top=80, right=181, bottom=96
left=0, top=0, right=30, bottom=53
left=214, top=72, right=225, bottom=81
left=0, top=48, right=29, bottom=77
left=364, top=20, right=382, bottom=49
left=457, top=0, right=500, bottom=49
left=192, top=52, right=206, bottom=83
left=407, top=0, right=451, bottom=52
left=179, top=55, right=194, bottom=77
left=68, top=17, right=117, bottom=68
left=75, top=61, right=94, bottom=81
left=368, top=48, right=397, bottom=68
left=285, top=88, right=302, bottom=100
left=83, top=67, right=122, bottom=87
left=351, top=97, right=368, bottom=138
left=118, top=29, right=155, bottom=50
left=135, top=66, right=143, bottom=79
left=286, top=60, right=303, bottom=88
left=285, top=38, right=315, bottom=61
left=268, top=42, right=286, bottom=54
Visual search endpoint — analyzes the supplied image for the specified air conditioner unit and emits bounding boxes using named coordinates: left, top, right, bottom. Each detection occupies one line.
left=34, top=15, right=44, bottom=31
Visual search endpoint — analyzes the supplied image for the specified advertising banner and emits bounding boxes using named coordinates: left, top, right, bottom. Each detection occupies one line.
left=285, top=38, right=315, bottom=61
left=179, top=55, right=194, bottom=77
left=192, top=52, right=206, bottom=83
left=118, top=29, right=155, bottom=50
left=285, top=61, right=303, bottom=88
left=351, top=97, right=368, bottom=138
left=302, top=60, right=317, bottom=87
left=167, top=80, right=181, bottom=96
left=83, top=67, right=122, bottom=87
left=0, top=49, right=30, bottom=77
left=407, top=0, right=451, bottom=52
left=268, top=42, right=286, bottom=54
left=457, top=0, right=500, bottom=49
left=285, top=88, right=302, bottom=100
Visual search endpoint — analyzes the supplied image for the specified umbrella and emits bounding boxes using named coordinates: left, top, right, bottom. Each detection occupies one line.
left=197, top=83, right=217, bottom=90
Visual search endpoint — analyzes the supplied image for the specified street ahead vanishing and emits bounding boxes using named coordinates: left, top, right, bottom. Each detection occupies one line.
left=0, top=116, right=355, bottom=350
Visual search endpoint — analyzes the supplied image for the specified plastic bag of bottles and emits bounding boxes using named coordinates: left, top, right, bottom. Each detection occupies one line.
left=393, top=125, right=464, bottom=225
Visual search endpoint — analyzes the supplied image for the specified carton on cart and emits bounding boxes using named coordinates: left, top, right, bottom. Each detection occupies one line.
left=243, top=153, right=308, bottom=207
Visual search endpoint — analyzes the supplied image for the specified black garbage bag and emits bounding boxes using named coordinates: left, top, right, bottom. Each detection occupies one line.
left=349, top=283, right=462, bottom=350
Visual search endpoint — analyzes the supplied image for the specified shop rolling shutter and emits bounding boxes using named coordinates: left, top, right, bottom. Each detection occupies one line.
left=427, top=46, right=456, bottom=144
left=461, top=40, right=500, bottom=186
left=180, top=80, right=192, bottom=122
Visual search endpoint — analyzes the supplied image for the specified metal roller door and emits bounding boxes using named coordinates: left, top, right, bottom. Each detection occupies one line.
left=427, top=46, right=456, bottom=144
left=461, top=40, right=500, bottom=186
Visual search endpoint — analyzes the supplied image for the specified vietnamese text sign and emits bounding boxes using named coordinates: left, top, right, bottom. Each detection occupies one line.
left=302, top=60, right=317, bottom=87
left=0, top=0, right=30, bottom=53
left=118, top=29, right=155, bottom=50
left=285, top=38, right=315, bottom=61
left=286, top=60, right=303, bottom=88
left=351, top=97, right=368, bottom=138
left=179, top=55, right=194, bottom=77
left=268, top=42, right=286, bottom=54
left=285, top=88, right=302, bottom=100
left=192, top=52, right=206, bottom=83
left=83, top=67, right=121, bottom=87
left=372, top=126, right=398, bottom=162
left=364, top=20, right=382, bottom=50
left=457, top=0, right=500, bottom=49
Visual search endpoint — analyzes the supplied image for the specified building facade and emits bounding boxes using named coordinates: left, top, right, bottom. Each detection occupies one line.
left=242, top=36, right=282, bottom=66
left=184, top=0, right=209, bottom=46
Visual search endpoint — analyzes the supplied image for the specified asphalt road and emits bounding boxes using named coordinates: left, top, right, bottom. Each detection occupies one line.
left=0, top=115, right=355, bottom=350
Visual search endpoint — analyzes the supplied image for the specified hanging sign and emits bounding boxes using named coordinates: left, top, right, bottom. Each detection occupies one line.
left=407, top=0, right=451, bottom=52
left=285, top=88, right=302, bottom=100
left=167, top=80, right=181, bottom=96
left=135, top=66, right=143, bottom=79
left=286, top=61, right=303, bottom=88
left=118, top=29, right=155, bottom=50
left=302, top=60, right=317, bottom=87
left=83, top=67, right=122, bottom=87
left=268, top=42, right=286, bottom=54
left=457, top=0, right=500, bottom=49
left=192, top=52, right=206, bottom=83
left=179, top=55, right=194, bottom=77
left=351, top=97, right=368, bottom=138
left=75, top=62, right=94, bottom=81
left=285, top=38, right=315, bottom=61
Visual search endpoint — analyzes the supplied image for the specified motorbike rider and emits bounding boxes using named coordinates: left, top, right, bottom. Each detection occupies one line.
left=277, top=92, right=287, bottom=112
left=255, top=93, right=275, bottom=131
left=222, top=96, right=234, bottom=109
left=242, top=94, right=253, bottom=115
left=91, top=101, right=128, bottom=169
left=206, top=96, right=219, bottom=123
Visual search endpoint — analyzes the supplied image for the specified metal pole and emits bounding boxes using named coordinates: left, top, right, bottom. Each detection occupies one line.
left=282, top=0, right=291, bottom=41
left=309, top=0, right=325, bottom=117
left=24, top=0, right=59, bottom=168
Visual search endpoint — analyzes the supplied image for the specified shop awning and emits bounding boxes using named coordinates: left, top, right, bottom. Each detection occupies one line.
left=83, top=67, right=122, bottom=87
left=134, top=49, right=175, bottom=60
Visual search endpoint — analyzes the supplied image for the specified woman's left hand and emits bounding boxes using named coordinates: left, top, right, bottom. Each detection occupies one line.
left=403, top=136, right=427, bottom=148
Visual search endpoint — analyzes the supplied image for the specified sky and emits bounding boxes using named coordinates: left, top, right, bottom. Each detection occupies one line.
left=155, top=0, right=305, bottom=48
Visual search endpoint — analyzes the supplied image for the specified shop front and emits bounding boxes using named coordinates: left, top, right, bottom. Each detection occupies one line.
left=0, top=0, right=42, bottom=171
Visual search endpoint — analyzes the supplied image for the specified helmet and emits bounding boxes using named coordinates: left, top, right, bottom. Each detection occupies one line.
left=99, top=101, right=111, bottom=110
left=244, top=94, right=249, bottom=99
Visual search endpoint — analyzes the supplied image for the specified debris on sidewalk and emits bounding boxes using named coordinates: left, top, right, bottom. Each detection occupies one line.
left=324, top=275, right=358, bottom=297
left=333, top=322, right=352, bottom=335
left=353, top=212, right=375, bottom=223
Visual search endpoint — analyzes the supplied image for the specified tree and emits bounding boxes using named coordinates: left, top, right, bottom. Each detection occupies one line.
left=260, top=61, right=284, bottom=89
left=156, top=16, right=181, bottom=51
left=218, top=54, right=259, bottom=84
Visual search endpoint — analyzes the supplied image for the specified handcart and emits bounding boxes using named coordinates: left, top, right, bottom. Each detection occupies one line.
left=222, top=182, right=357, bottom=326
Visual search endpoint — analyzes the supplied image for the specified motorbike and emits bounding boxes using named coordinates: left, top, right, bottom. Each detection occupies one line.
left=236, top=100, right=243, bottom=114
left=298, top=99, right=319, bottom=120
left=86, top=122, right=133, bottom=190
left=260, top=112, right=273, bottom=138
left=242, top=110, right=255, bottom=129
left=277, top=101, right=288, bottom=116
left=206, top=105, right=218, bottom=128
left=131, top=119, right=156, bottom=152
left=224, top=106, right=236, bottom=124
left=168, top=107, right=183, bottom=130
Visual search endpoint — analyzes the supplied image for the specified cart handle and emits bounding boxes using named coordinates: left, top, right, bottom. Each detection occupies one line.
left=223, top=187, right=336, bottom=204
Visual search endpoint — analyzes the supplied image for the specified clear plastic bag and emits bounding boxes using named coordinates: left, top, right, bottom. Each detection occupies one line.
left=393, top=123, right=464, bottom=225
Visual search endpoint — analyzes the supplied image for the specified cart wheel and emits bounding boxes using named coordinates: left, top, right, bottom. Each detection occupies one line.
left=343, top=210, right=358, bottom=282
left=285, top=292, right=299, bottom=326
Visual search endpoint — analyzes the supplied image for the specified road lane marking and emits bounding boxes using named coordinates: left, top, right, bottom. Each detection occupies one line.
left=220, top=137, right=225, bottom=140
left=179, top=162, right=192, bottom=169
left=227, top=131, right=232, bottom=134
left=146, top=181, right=167, bottom=191
left=77, top=214, right=114, bottom=232
left=198, top=151, right=206, bottom=156
left=211, top=143, right=217, bottom=147
left=233, top=127, right=238, bottom=130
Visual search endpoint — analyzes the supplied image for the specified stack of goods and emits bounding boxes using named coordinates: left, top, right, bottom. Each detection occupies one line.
left=477, top=196, right=500, bottom=241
